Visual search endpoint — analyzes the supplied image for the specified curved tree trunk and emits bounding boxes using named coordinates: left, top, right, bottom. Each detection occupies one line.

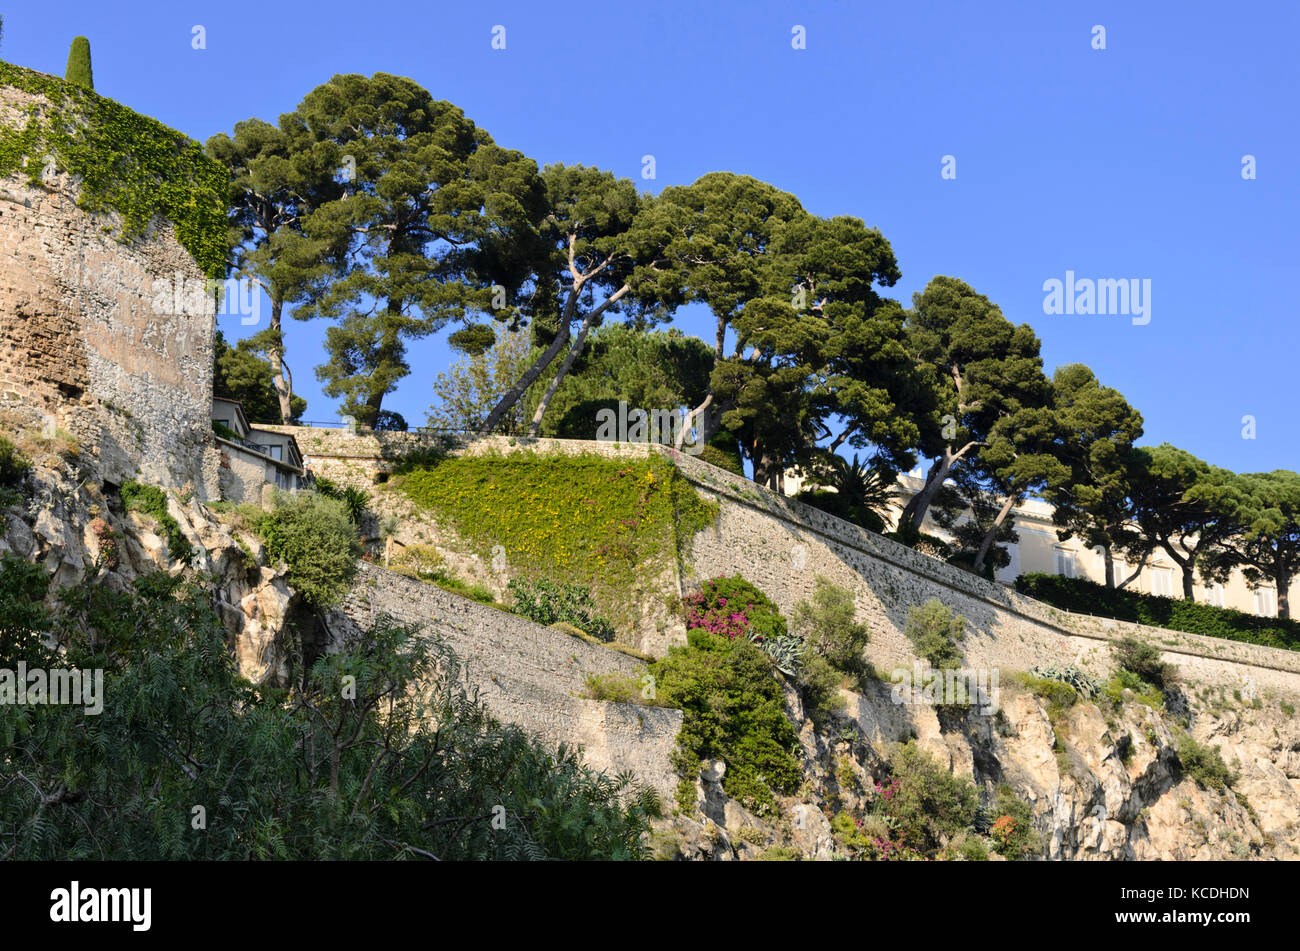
left=972, top=492, right=1018, bottom=575
left=477, top=293, right=578, bottom=435
left=527, top=310, right=598, bottom=436
left=267, top=298, right=294, bottom=424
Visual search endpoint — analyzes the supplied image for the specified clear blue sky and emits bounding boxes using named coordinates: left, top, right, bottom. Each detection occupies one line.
left=8, top=1, right=1298, bottom=474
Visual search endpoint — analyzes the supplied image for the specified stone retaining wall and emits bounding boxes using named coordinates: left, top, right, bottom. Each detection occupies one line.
left=296, top=427, right=1300, bottom=700
left=338, top=562, right=682, bottom=799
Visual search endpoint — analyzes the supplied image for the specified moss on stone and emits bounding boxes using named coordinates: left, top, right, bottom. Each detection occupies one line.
left=0, top=61, right=227, bottom=278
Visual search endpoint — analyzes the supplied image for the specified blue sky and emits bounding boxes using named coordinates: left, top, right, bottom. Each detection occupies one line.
left=7, top=1, right=1298, bottom=474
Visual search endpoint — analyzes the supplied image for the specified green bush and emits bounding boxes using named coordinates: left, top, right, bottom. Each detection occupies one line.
left=508, top=577, right=614, bottom=641
left=650, top=627, right=801, bottom=815
left=792, top=576, right=871, bottom=684
left=254, top=491, right=360, bottom=607
left=65, top=36, right=93, bottom=89
left=790, top=577, right=871, bottom=725
left=312, top=477, right=369, bottom=525
left=988, top=784, right=1041, bottom=859
left=0, top=555, right=53, bottom=666
left=903, top=599, right=965, bottom=670
left=0, top=563, right=659, bottom=859
left=1175, top=735, right=1233, bottom=792
left=0, top=435, right=29, bottom=488
left=1112, top=636, right=1175, bottom=689
left=121, top=481, right=194, bottom=565
left=1101, top=668, right=1165, bottom=710
left=1016, top=572, right=1300, bottom=652
left=876, top=741, right=979, bottom=854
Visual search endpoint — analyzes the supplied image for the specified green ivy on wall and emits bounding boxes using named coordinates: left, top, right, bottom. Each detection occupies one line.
left=0, top=61, right=227, bottom=278
left=395, top=451, right=718, bottom=629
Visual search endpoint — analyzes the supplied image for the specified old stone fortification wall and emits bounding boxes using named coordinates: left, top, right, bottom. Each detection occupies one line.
left=293, top=426, right=1300, bottom=700
left=337, top=562, right=683, bottom=799
left=0, top=85, right=218, bottom=496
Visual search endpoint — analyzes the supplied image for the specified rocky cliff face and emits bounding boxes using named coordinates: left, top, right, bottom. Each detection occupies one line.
left=660, top=672, right=1300, bottom=861
left=0, top=399, right=302, bottom=685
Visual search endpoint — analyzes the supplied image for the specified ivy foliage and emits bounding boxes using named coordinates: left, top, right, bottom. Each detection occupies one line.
left=0, top=563, right=659, bottom=859
left=395, top=451, right=717, bottom=629
left=121, top=480, right=194, bottom=566
left=0, top=61, right=227, bottom=278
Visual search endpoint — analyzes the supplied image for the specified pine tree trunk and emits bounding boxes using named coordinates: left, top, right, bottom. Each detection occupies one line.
left=972, top=492, right=1018, bottom=575
left=900, top=455, right=951, bottom=531
left=268, top=298, right=294, bottom=424
left=1276, top=566, right=1290, bottom=619
left=1104, top=546, right=1115, bottom=588
left=1181, top=565, right=1196, bottom=601
left=528, top=311, right=598, bottom=436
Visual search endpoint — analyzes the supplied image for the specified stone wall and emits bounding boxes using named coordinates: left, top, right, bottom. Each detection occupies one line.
left=0, top=85, right=218, bottom=496
left=337, top=562, right=683, bottom=800
left=289, top=426, right=1300, bottom=699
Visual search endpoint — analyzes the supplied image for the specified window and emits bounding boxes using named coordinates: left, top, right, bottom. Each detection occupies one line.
left=266, top=444, right=283, bottom=461
left=1208, top=583, right=1225, bottom=608
left=1151, top=569, right=1173, bottom=598
left=1254, top=589, right=1276, bottom=617
left=1054, top=548, right=1076, bottom=579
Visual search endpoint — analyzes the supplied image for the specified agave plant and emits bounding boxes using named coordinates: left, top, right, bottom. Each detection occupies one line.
left=1032, top=664, right=1100, bottom=699
left=749, top=630, right=807, bottom=676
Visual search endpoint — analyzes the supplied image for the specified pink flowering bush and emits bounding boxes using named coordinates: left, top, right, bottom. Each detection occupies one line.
left=682, top=576, right=787, bottom=642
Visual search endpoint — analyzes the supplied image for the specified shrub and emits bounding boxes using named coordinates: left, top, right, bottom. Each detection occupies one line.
left=683, top=575, right=802, bottom=674
left=313, top=477, right=369, bottom=525
left=0, top=435, right=29, bottom=489
left=0, top=555, right=53, bottom=666
left=1016, top=572, right=1300, bottom=652
left=65, top=36, right=93, bottom=89
left=254, top=491, right=360, bottom=607
left=830, top=810, right=875, bottom=854
left=684, top=575, right=787, bottom=641
left=988, top=784, right=1040, bottom=859
left=650, top=628, right=801, bottom=815
left=796, top=653, right=846, bottom=728
left=1176, top=735, right=1233, bottom=792
left=791, top=576, right=871, bottom=686
left=1013, top=672, right=1078, bottom=715
left=1101, top=668, right=1165, bottom=710
left=121, top=481, right=194, bottom=565
left=0, top=564, right=660, bottom=859
left=508, top=577, right=614, bottom=641
left=904, top=599, right=965, bottom=670
left=583, top=672, right=651, bottom=704
left=1112, top=636, right=1175, bottom=689
left=875, top=741, right=979, bottom=854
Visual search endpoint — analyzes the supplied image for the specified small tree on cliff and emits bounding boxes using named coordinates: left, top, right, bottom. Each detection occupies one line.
left=65, top=37, right=93, bottom=89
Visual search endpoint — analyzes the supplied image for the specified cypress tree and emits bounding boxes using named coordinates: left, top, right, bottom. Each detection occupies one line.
left=65, top=36, right=93, bottom=89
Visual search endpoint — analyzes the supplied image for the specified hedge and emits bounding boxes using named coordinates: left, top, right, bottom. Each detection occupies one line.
left=1015, top=572, right=1300, bottom=652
